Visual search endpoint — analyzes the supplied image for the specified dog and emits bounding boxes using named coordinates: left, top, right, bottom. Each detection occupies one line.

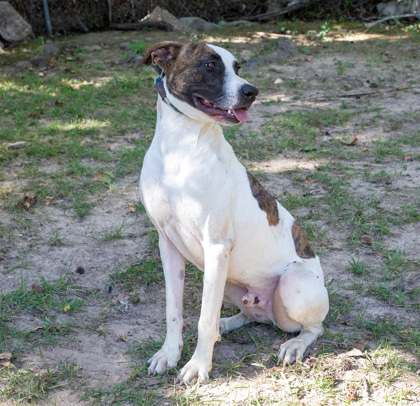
left=139, top=41, right=329, bottom=384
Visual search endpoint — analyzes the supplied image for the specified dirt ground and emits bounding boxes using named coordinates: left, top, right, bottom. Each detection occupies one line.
left=0, top=23, right=419, bottom=405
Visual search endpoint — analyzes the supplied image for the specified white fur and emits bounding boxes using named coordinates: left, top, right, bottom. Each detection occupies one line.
left=140, top=45, right=329, bottom=383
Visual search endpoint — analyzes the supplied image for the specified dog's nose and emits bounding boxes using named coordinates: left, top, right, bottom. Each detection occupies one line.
left=241, top=84, right=258, bottom=100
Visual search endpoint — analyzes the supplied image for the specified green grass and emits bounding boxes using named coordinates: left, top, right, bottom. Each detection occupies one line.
left=0, top=274, right=87, bottom=353
left=0, top=46, right=156, bottom=218
left=0, top=360, right=79, bottom=404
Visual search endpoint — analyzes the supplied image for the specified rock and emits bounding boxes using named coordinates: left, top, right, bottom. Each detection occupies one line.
left=30, top=56, right=52, bottom=69
left=141, top=6, right=194, bottom=33
left=244, top=39, right=298, bottom=69
left=43, top=41, right=61, bottom=58
left=377, top=0, right=419, bottom=16
left=179, top=17, right=219, bottom=31
left=217, top=20, right=257, bottom=28
left=0, top=2, right=33, bottom=42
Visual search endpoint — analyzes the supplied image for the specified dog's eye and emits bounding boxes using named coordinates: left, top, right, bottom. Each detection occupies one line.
left=234, top=63, right=241, bottom=75
left=206, top=62, right=216, bottom=69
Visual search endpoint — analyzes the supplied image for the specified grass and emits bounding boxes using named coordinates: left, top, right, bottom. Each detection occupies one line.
left=1, top=23, right=419, bottom=406
left=0, top=360, right=79, bottom=404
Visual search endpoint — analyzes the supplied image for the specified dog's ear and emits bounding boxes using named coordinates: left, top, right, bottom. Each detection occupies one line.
left=143, top=41, right=183, bottom=68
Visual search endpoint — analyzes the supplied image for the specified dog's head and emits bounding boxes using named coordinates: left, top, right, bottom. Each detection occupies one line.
left=143, top=41, right=258, bottom=124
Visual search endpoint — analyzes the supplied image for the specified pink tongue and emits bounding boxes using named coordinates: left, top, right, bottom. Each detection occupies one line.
left=232, top=108, right=248, bottom=122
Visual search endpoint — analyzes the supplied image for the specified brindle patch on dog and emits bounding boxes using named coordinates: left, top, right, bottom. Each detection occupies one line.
left=292, top=221, right=315, bottom=259
left=247, top=171, right=279, bottom=226
left=143, top=41, right=227, bottom=110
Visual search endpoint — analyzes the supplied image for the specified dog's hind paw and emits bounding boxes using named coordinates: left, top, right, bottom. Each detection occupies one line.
left=277, top=324, right=323, bottom=365
left=147, top=345, right=181, bottom=376
left=277, top=337, right=306, bottom=365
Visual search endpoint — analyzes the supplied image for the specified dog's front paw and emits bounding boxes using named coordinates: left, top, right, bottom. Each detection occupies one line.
left=277, top=337, right=306, bottom=365
left=147, top=344, right=181, bottom=376
left=179, top=356, right=211, bottom=384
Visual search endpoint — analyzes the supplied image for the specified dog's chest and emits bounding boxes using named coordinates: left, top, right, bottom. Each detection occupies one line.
left=140, top=140, right=234, bottom=266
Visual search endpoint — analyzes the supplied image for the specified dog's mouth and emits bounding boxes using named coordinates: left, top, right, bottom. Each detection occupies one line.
left=193, top=96, right=249, bottom=123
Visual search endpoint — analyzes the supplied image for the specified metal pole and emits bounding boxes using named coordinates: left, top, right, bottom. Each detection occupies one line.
left=41, top=0, right=53, bottom=37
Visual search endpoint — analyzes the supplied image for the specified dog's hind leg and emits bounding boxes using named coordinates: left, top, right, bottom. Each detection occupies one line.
left=147, top=234, right=186, bottom=376
left=273, top=260, right=329, bottom=364
left=219, top=312, right=252, bottom=333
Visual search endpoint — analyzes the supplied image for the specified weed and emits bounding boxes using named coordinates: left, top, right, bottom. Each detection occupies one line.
left=98, top=221, right=137, bottom=242
left=47, top=229, right=68, bottom=247
left=319, top=22, right=332, bottom=41
left=347, top=257, right=370, bottom=276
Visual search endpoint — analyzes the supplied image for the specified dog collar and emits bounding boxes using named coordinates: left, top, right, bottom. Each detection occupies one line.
left=152, top=64, right=183, bottom=115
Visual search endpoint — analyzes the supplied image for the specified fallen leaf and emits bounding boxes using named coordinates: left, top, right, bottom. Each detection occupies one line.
left=119, top=333, right=127, bottom=342
left=27, top=112, right=41, bottom=119
left=23, top=192, right=36, bottom=210
left=44, top=196, right=55, bottom=206
left=404, top=156, right=413, bottom=162
left=340, top=135, right=358, bottom=146
left=127, top=203, right=136, bottom=213
left=355, top=339, right=368, bottom=351
left=399, top=329, right=411, bottom=334
left=31, top=283, right=44, bottom=292
left=0, top=353, right=12, bottom=367
left=362, top=148, right=369, bottom=152
left=93, top=171, right=114, bottom=184
left=361, top=236, right=372, bottom=245
left=63, top=304, right=71, bottom=312
left=49, top=57, right=57, bottom=66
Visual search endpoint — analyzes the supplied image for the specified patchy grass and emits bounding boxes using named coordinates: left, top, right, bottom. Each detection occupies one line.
left=0, top=22, right=419, bottom=406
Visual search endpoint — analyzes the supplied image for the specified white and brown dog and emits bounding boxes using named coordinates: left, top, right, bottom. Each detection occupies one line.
left=140, top=41, right=329, bottom=383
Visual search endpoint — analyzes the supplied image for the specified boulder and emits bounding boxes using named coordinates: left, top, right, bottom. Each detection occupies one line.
left=377, top=0, right=419, bottom=16
left=141, top=6, right=194, bottom=33
left=179, top=17, right=219, bottom=31
left=0, top=2, right=33, bottom=42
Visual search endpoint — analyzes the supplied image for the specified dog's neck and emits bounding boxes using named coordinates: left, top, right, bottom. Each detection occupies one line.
left=153, top=87, right=225, bottom=155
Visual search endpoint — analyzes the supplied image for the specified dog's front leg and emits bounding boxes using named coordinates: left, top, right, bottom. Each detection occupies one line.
left=148, top=234, right=185, bottom=376
left=179, top=239, right=232, bottom=384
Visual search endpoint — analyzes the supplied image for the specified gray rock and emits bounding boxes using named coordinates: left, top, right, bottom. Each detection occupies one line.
left=244, top=39, right=298, bottom=69
left=0, top=1, right=33, bottom=42
left=141, top=6, right=194, bottom=33
left=43, top=41, right=61, bottom=58
left=30, top=56, right=52, bottom=69
left=377, top=0, right=419, bottom=16
left=179, top=17, right=219, bottom=31
left=217, top=20, right=257, bottom=28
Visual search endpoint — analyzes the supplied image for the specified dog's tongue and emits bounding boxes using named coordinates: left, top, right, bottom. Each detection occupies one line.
left=232, top=108, right=248, bottom=122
